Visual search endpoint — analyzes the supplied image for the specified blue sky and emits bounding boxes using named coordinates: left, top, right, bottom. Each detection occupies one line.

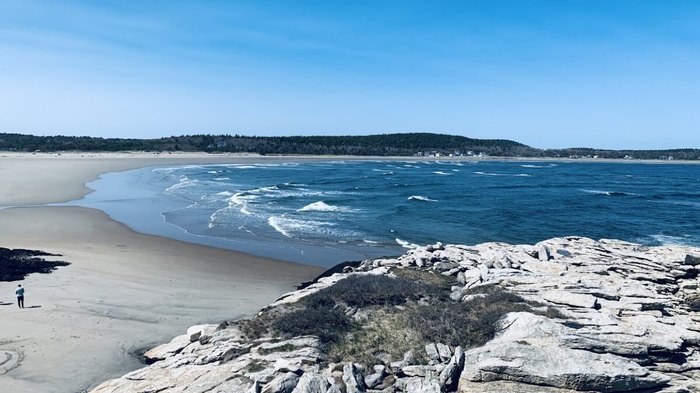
left=0, top=1, right=698, bottom=149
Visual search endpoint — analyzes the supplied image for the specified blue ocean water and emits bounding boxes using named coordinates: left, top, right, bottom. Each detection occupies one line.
left=73, top=160, right=700, bottom=267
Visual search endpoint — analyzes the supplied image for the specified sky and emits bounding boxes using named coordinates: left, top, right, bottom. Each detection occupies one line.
left=0, top=1, right=699, bottom=149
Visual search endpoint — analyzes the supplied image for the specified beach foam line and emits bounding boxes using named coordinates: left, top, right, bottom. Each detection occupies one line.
left=395, top=238, right=420, bottom=249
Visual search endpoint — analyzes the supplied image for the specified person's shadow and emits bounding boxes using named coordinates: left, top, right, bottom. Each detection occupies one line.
left=25, top=305, right=42, bottom=309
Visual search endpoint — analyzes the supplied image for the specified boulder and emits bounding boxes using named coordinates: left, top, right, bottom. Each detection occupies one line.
left=425, top=343, right=440, bottom=362
left=343, top=363, right=367, bottom=393
left=291, top=372, right=330, bottom=393
left=143, top=334, right=191, bottom=361
left=262, top=372, right=300, bottom=393
left=537, top=244, right=552, bottom=261
left=685, top=254, right=700, bottom=266
left=402, top=365, right=436, bottom=377
left=405, top=377, right=442, bottom=393
left=187, top=324, right=218, bottom=342
left=543, top=291, right=598, bottom=309
left=520, top=260, right=566, bottom=276
left=436, top=343, right=452, bottom=363
left=459, top=313, right=670, bottom=392
left=439, top=346, right=464, bottom=391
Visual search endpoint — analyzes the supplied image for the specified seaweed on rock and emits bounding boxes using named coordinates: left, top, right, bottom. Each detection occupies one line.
left=0, top=247, right=70, bottom=281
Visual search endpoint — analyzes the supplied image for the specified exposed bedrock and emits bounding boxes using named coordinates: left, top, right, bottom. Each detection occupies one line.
left=90, top=237, right=700, bottom=393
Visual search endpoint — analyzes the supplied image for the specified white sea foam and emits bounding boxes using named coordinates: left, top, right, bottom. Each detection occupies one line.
left=395, top=238, right=420, bottom=249
left=267, top=216, right=337, bottom=238
left=229, top=193, right=257, bottom=215
left=164, top=176, right=197, bottom=193
left=215, top=191, right=233, bottom=196
left=649, top=234, right=696, bottom=247
left=520, top=163, right=558, bottom=168
left=213, top=177, right=230, bottom=181
left=580, top=189, right=637, bottom=197
left=581, top=189, right=612, bottom=195
left=297, top=201, right=353, bottom=212
left=152, top=165, right=204, bottom=172
left=652, top=200, right=700, bottom=208
left=474, top=171, right=530, bottom=177
left=433, top=171, right=451, bottom=175
left=268, top=216, right=292, bottom=237
left=408, top=195, right=437, bottom=202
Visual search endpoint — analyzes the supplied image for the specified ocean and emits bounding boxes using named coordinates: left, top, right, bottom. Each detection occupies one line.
left=70, top=159, right=700, bottom=267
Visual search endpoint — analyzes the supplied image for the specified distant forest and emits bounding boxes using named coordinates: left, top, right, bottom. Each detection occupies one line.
left=0, top=132, right=697, bottom=160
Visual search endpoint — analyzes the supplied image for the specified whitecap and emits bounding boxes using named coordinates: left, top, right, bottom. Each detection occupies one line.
left=267, top=216, right=337, bottom=238
left=408, top=195, right=437, bottom=202
left=474, top=171, right=530, bottom=177
left=229, top=192, right=257, bottom=215
left=164, top=176, right=197, bottom=193
left=433, top=171, right=451, bottom=175
left=580, top=189, right=636, bottom=197
left=520, top=164, right=548, bottom=168
left=268, top=216, right=292, bottom=237
left=395, top=238, right=420, bottom=249
left=297, top=201, right=354, bottom=212
left=651, top=200, right=700, bottom=208
left=581, top=189, right=611, bottom=195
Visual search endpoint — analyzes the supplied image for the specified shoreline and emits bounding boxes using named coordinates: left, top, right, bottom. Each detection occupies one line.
left=0, top=150, right=698, bottom=206
left=0, top=206, right=322, bottom=393
left=0, top=153, right=324, bottom=393
left=0, top=152, right=697, bottom=391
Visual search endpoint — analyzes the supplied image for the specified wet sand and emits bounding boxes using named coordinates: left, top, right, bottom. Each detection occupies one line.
left=0, top=153, right=323, bottom=393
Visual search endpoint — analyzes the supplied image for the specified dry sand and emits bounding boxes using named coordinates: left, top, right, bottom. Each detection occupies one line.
left=0, top=153, right=323, bottom=393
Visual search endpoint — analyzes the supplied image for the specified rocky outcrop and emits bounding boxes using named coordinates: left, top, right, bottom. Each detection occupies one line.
left=90, top=237, right=700, bottom=393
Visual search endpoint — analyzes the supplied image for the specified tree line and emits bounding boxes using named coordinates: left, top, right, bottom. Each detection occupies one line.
left=0, top=132, right=697, bottom=160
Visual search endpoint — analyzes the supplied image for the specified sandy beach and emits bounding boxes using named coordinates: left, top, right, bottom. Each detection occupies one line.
left=0, top=153, right=323, bottom=393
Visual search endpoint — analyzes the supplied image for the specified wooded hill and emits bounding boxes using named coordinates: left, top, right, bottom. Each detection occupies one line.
left=0, top=132, right=697, bottom=160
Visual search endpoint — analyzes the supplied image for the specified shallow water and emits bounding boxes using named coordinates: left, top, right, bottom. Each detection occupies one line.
left=71, top=160, right=700, bottom=267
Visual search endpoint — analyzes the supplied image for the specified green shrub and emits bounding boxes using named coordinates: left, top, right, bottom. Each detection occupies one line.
left=257, top=343, right=301, bottom=356
left=391, top=268, right=457, bottom=290
left=304, top=274, right=442, bottom=308
left=326, top=309, right=428, bottom=366
left=406, top=291, right=531, bottom=348
left=271, top=305, right=354, bottom=344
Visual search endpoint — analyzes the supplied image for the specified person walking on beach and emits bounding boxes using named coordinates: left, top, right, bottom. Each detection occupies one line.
left=15, top=285, right=25, bottom=309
